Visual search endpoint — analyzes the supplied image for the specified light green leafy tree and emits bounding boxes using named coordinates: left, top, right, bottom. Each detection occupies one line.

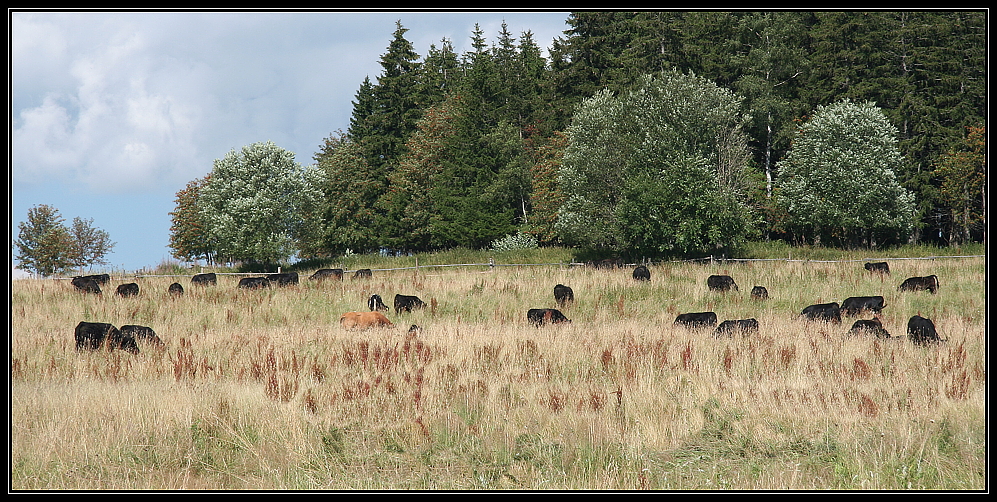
left=556, top=70, right=756, bottom=257
left=197, top=141, right=323, bottom=264
left=14, top=204, right=74, bottom=276
left=776, top=99, right=916, bottom=247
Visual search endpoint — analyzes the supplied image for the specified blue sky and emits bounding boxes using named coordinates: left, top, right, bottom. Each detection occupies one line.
left=10, top=10, right=572, bottom=274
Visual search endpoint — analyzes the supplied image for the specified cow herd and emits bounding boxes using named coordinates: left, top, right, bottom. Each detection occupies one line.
left=529, top=265, right=942, bottom=343
left=69, top=272, right=220, bottom=355
left=68, top=270, right=364, bottom=353
left=668, top=265, right=943, bottom=344
left=67, top=260, right=945, bottom=355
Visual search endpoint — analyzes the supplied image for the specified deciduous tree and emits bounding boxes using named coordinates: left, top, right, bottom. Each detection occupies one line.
left=67, top=217, right=115, bottom=273
left=775, top=99, right=916, bottom=247
left=14, top=204, right=74, bottom=276
left=934, top=125, right=985, bottom=244
left=556, top=71, right=756, bottom=257
left=198, top=141, right=322, bottom=265
left=168, top=176, right=213, bottom=263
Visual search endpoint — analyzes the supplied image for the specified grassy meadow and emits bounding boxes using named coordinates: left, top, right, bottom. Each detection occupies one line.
left=9, top=247, right=987, bottom=490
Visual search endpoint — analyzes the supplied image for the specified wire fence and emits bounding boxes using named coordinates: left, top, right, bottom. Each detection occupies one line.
left=34, top=253, right=980, bottom=280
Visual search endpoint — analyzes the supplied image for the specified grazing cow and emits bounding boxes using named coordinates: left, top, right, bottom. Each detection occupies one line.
left=71, top=276, right=102, bottom=294
left=907, top=315, right=941, bottom=345
left=238, top=277, right=270, bottom=290
left=841, top=296, right=887, bottom=317
left=554, top=284, right=574, bottom=308
left=800, top=302, right=842, bottom=324
left=847, top=318, right=891, bottom=338
left=750, top=286, right=769, bottom=300
left=407, top=324, right=423, bottom=336
left=270, top=272, right=299, bottom=287
left=191, top=273, right=217, bottom=286
left=632, top=265, right=651, bottom=282
left=707, top=275, right=738, bottom=292
left=899, top=275, right=939, bottom=294
left=74, top=273, right=110, bottom=286
left=368, top=294, right=389, bottom=312
left=394, top=294, right=427, bottom=314
left=120, top=325, right=165, bottom=348
left=168, top=282, right=184, bottom=297
left=527, top=308, right=571, bottom=327
left=339, top=311, right=394, bottom=330
left=713, top=319, right=760, bottom=338
left=74, top=321, right=138, bottom=354
left=309, top=268, right=344, bottom=281
left=589, top=258, right=623, bottom=269
left=674, top=312, right=718, bottom=329
left=353, top=269, right=373, bottom=279
left=864, top=262, right=891, bottom=275
left=115, top=283, right=140, bottom=298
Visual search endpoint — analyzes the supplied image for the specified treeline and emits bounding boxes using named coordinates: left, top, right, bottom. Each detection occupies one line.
left=170, top=11, right=986, bottom=266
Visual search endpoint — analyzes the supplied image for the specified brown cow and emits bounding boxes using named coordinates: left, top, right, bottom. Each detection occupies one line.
left=339, top=311, right=395, bottom=330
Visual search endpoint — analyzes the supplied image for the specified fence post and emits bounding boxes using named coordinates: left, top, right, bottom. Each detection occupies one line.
left=489, top=258, right=495, bottom=270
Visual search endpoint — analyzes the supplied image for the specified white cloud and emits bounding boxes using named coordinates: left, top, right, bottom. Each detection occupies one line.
left=12, top=95, right=80, bottom=180
left=13, top=14, right=224, bottom=192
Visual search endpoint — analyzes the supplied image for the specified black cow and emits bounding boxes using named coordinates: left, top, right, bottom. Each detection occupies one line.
left=394, top=294, right=426, bottom=314
left=907, top=315, right=941, bottom=345
left=309, top=268, right=344, bottom=281
left=353, top=269, right=373, bottom=279
left=633, top=265, right=651, bottom=282
left=714, top=319, right=760, bottom=338
left=899, top=275, right=939, bottom=294
left=71, top=276, right=102, bottom=294
left=589, top=258, right=623, bottom=269
left=168, top=282, right=184, bottom=297
left=369, top=294, right=389, bottom=312
left=115, top=283, right=140, bottom=297
left=74, top=321, right=138, bottom=354
left=191, top=273, right=217, bottom=286
left=707, top=275, right=738, bottom=292
left=527, top=308, right=571, bottom=327
left=270, top=272, right=299, bottom=287
left=673, top=312, right=718, bottom=329
left=74, top=273, right=110, bottom=286
left=864, top=262, right=891, bottom=275
left=238, top=277, right=271, bottom=290
left=841, top=296, right=886, bottom=316
left=847, top=318, right=891, bottom=338
left=120, top=324, right=164, bottom=348
left=750, top=286, right=769, bottom=300
left=800, top=302, right=842, bottom=324
left=554, top=284, right=574, bottom=308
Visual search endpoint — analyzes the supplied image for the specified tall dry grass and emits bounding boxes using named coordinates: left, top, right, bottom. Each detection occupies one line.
left=10, top=256, right=986, bottom=490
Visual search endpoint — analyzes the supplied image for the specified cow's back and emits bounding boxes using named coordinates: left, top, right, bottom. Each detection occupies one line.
left=192, top=273, right=217, bottom=286
left=340, top=311, right=394, bottom=330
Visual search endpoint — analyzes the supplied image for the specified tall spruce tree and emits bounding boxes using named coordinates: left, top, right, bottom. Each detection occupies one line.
left=358, top=20, right=423, bottom=173
left=419, top=38, right=461, bottom=107
left=315, top=133, right=384, bottom=254
left=346, top=77, right=376, bottom=142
